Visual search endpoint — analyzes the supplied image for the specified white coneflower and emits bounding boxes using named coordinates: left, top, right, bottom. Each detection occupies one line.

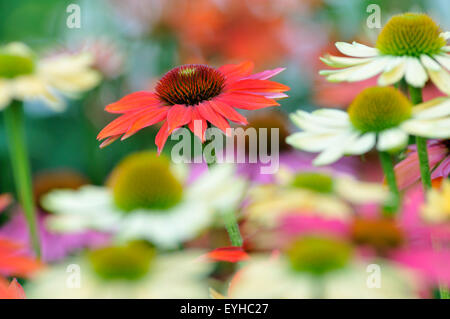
left=42, top=152, right=246, bottom=249
left=320, top=13, right=450, bottom=94
left=287, top=87, right=450, bottom=166
left=0, top=42, right=100, bottom=111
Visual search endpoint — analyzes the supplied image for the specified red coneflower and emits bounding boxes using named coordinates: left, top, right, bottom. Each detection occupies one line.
left=97, top=61, right=289, bottom=153
left=0, top=278, right=26, bottom=299
left=0, top=239, right=42, bottom=278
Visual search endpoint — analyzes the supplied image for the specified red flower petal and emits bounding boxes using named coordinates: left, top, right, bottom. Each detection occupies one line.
left=243, top=67, right=286, bottom=80
left=105, top=91, right=162, bottom=113
left=99, top=135, right=121, bottom=148
left=0, top=278, right=25, bottom=299
left=227, top=79, right=290, bottom=93
left=218, top=61, right=254, bottom=83
left=121, top=107, right=169, bottom=140
left=209, top=99, right=248, bottom=125
left=205, top=247, right=250, bottom=263
left=7, top=279, right=25, bottom=299
left=97, top=110, right=146, bottom=140
left=196, top=102, right=230, bottom=134
left=167, top=105, right=192, bottom=134
left=188, top=108, right=207, bottom=142
left=0, top=239, right=42, bottom=278
left=217, top=92, right=279, bottom=110
left=155, top=121, right=170, bottom=154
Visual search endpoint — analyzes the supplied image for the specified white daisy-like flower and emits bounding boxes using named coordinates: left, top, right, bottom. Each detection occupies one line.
left=0, top=42, right=101, bottom=111
left=286, top=87, right=450, bottom=166
left=245, top=168, right=389, bottom=228
left=320, top=13, right=450, bottom=94
left=227, top=239, right=418, bottom=299
left=25, top=242, right=211, bottom=299
left=41, top=152, right=246, bottom=249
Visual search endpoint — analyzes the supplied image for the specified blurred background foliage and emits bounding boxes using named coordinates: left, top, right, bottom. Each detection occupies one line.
left=0, top=0, right=447, bottom=193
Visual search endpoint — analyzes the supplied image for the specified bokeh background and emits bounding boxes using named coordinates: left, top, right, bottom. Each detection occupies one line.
left=1, top=0, right=447, bottom=191
left=1, top=0, right=450, bottom=299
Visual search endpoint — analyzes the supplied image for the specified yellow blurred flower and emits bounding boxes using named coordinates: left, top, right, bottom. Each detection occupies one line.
left=245, top=169, right=389, bottom=228
left=0, top=42, right=100, bottom=111
left=227, top=255, right=418, bottom=299
left=421, top=179, right=450, bottom=223
left=25, top=243, right=211, bottom=299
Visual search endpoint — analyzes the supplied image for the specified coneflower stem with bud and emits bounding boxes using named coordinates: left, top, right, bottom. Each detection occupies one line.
left=3, top=100, right=40, bottom=257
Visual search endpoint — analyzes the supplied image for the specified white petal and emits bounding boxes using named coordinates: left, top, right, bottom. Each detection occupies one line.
left=404, top=57, right=428, bottom=88
left=290, top=110, right=349, bottom=132
left=434, top=54, right=450, bottom=71
left=118, top=202, right=212, bottom=248
left=344, top=133, right=376, bottom=154
left=10, top=76, right=66, bottom=111
left=413, top=98, right=450, bottom=120
left=187, top=164, right=246, bottom=212
left=313, top=142, right=348, bottom=166
left=323, top=58, right=387, bottom=82
left=443, top=46, right=450, bottom=52
left=42, top=186, right=122, bottom=233
left=426, top=65, right=450, bottom=95
left=286, top=131, right=345, bottom=152
left=312, top=131, right=357, bottom=166
left=378, top=58, right=406, bottom=86
left=376, top=128, right=409, bottom=151
left=38, top=52, right=101, bottom=95
left=42, top=186, right=114, bottom=215
left=402, top=118, right=450, bottom=139
left=421, top=55, right=441, bottom=71
left=335, top=42, right=378, bottom=58
left=347, top=58, right=390, bottom=82
left=335, top=176, right=389, bottom=204
left=320, top=55, right=373, bottom=68
left=312, top=109, right=350, bottom=121
left=440, top=32, right=450, bottom=41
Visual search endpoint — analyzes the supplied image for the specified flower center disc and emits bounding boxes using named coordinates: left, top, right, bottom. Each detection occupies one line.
left=287, top=237, right=352, bottom=276
left=110, top=152, right=183, bottom=213
left=290, top=172, right=334, bottom=194
left=351, top=218, right=404, bottom=254
left=348, top=87, right=412, bottom=133
left=155, top=64, right=225, bottom=106
left=376, top=13, right=446, bottom=57
left=88, top=241, right=155, bottom=281
left=0, top=53, right=34, bottom=79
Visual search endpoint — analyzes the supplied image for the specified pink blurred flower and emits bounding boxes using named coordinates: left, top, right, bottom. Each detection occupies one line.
left=394, top=140, right=450, bottom=190
left=278, top=187, right=450, bottom=287
left=0, top=210, right=110, bottom=262
left=280, top=214, right=350, bottom=238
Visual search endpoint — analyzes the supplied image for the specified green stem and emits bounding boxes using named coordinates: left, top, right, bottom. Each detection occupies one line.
left=222, top=210, right=243, bottom=247
left=378, top=151, right=400, bottom=215
left=409, top=86, right=448, bottom=298
left=416, top=136, right=432, bottom=190
left=3, top=101, right=40, bottom=257
left=408, top=86, right=432, bottom=191
left=202, top=141, right=243, bottom=247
